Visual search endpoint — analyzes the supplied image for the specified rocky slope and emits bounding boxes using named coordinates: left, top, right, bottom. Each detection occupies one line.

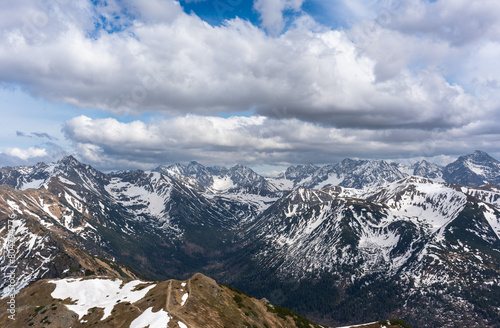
left=0, top=160, right=246, bottom=294
left=0, top=185, right=144, bottom=299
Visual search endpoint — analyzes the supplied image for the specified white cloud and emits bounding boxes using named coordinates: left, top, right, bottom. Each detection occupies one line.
left=390, top=0, right=500, bottom=46
left=4, top=147, right=47, bottom=160
left=0, top=143, right=67, bottom=167
left=62, top=114, right=500, bottom=170
left=253, top=0, right=305, bottom=35
left=0, top=6, right=486, bottom=131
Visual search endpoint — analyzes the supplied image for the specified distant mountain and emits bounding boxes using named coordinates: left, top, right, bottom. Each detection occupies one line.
left=0, top=273, right=337, bottom=328
left=411, top=160, right=444, bottom=181
left=269, top=158, right=409, bottom=190
left=267, top=150, right=499, bottom=190
left=0, top=155, right=108, bottom=191
left=156, top=161, right=279, bottom=196
left=443, top=150, right=500, bottom=186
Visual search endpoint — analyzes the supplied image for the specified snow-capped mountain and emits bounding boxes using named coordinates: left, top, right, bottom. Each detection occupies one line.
left=268, top=158, right=409, bottom=190
left=0, top=155, right=109, bottom=192
left=269, top=164, right=320, bottom=190
left=155, top=161, right=226, bottom=190
left=267, top=151, right=499, bottom=191
left=247, top=177, right=499, bottom=282
left=0, top=157, right=253, bottom=296
left=443, top=150, right=500, bottom=186
left=156, top=161, right=282, bottom=222
left=1, top=151, right=500, bottom=328
left=0, top=183, right=145, bottom=299
left=156, top=161, right=279, bottom=196
left=230, top=177, right=500, bottom=327
left=411, top=160, right=444, bottom=181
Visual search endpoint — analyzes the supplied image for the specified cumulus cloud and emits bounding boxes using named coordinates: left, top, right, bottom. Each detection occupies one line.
left=389, top=0, right=500, bottom=46
left=62, top=115, right=500, bottom=170
left=0, top=144, right=67, bottom=167
left=0, top=0, right=493, bottom=131
left=4, top=147, right=47, bottom=160
left=254, top=0, right=305, bottom=35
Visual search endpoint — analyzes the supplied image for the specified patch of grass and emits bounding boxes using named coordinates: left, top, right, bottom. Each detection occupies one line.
left=34, top=305, right=45, bottom=315
left=222, top=284, right=252, bottom=297
left=268, top=305, right=322, bottom=328
left=233, top=295, right=243, bottom=304
left=389, top=318, right=413, bottom=328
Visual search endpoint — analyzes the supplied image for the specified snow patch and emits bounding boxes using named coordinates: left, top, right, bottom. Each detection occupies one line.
left=129, top=307, right=171, bottom=328
left=211, top=176, right=235, bottom=192
left=20, top=179, right=46, bottom=190
left=50, top=278, right=155, bottom=320
left=181, top=292, right=188, bottom=306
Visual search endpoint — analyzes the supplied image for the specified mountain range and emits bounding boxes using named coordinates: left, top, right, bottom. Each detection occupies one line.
left=1, top=150, right=499, bottom=327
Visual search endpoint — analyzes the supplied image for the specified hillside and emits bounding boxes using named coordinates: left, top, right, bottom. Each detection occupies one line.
left=0, top=273, right=332, bottom=328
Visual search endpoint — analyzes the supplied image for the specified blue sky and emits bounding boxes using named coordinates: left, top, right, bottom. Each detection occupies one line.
left=1, top=0, right=500, bottom=174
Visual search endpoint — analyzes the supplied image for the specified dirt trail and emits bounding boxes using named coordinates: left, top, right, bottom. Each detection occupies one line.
left=164, top=278, right=191, bottom=326
left=165, top=280, right=172, bottom=312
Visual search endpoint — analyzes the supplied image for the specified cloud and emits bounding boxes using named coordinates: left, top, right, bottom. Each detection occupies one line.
left=389, top=0, right=500, bottom=47
left=340, top=0, right=500, bottom=90
left=3, top=147, right=47, bottom=160
left=253, top=0, right=305, bottom=35
left=62, top=114, right=500, bottom=170
left=0, top=3, right=487, bottom=131
left=16, top=131, right=58, bottom=140
left=0, top=142, right=67, bottom=167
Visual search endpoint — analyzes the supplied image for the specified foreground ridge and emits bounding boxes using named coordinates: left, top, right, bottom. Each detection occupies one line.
left=0, top=273, right=334, bottom=328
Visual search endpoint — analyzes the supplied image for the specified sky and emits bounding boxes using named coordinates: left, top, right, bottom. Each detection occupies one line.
left=0, top=0, right=500, bottom=175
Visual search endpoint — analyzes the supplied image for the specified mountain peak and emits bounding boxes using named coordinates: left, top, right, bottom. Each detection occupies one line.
left=444, top=150, right=500, bottom=186
left=469, top=150, right=497, bottom=161
left=57, top=155, right=80, bottom=165
left=232, top=163, right=247, bottom=169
